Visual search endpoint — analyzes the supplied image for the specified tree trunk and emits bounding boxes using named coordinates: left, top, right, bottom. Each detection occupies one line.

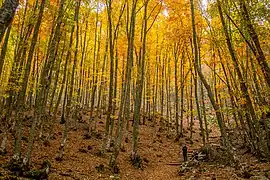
left=57, top=0, right=80, bottom=160
left=110, top=0, right=138, bottom=168
left=132, top=0, right=148, bottom=160
left=0, top=0, right=19, bottom=42
left=0, top=25, right=11, bottom=77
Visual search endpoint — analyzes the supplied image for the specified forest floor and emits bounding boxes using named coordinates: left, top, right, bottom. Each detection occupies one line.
left=0, top=111, right=270, bottom=180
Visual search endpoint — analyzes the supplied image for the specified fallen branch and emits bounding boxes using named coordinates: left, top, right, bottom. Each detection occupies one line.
left=166, top=162, right=181, bottom=166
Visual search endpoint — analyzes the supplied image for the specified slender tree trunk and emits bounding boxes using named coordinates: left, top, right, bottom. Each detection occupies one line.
left=132, top=0, right=148, bottom=160
left=194, top=65, right=205, bottom=145
left=0, top=25, right=11, bottom=77
left=89, top=5, right=100, bottom=134
left=174, top=43, right=180, bottom=137
left=0, top=0, right=19, bottom=42
left=57, top=0, right=80, bottom=161
left=110, top=0, right=138, bottom=168
left=189, top=69, right=193, bottom=140
left=102, top=0, right=115, bottom=154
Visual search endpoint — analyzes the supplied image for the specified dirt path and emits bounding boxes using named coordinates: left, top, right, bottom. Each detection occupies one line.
left=143, top=135, right=181, bottom=180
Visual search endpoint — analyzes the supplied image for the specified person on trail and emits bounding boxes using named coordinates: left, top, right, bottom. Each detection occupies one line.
left=193, top=151, right=198, bottom=161
left=182, top=144, right=188, bottom=162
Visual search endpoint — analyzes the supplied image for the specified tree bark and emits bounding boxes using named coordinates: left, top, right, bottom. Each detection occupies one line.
left=0, top=0, right=19, bottom=42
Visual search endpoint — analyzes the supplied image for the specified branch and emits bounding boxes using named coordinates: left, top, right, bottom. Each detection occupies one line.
left=204, top=63, right=227, bottom=85
left=113, top=2, right=126, bottom=43
left=222, top=8, right=257, bottom=56
left=146, top=3, right=162, bottom=33
left=147, top=1, right=160, bottom=21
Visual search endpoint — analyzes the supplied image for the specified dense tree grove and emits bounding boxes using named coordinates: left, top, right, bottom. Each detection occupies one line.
left=0, top=0, right=269, bottom=177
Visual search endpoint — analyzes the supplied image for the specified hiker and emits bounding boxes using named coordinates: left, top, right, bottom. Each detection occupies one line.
left=182, top=144, right=188, bottom=162
left=193, top=151, right=199, bottom=161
